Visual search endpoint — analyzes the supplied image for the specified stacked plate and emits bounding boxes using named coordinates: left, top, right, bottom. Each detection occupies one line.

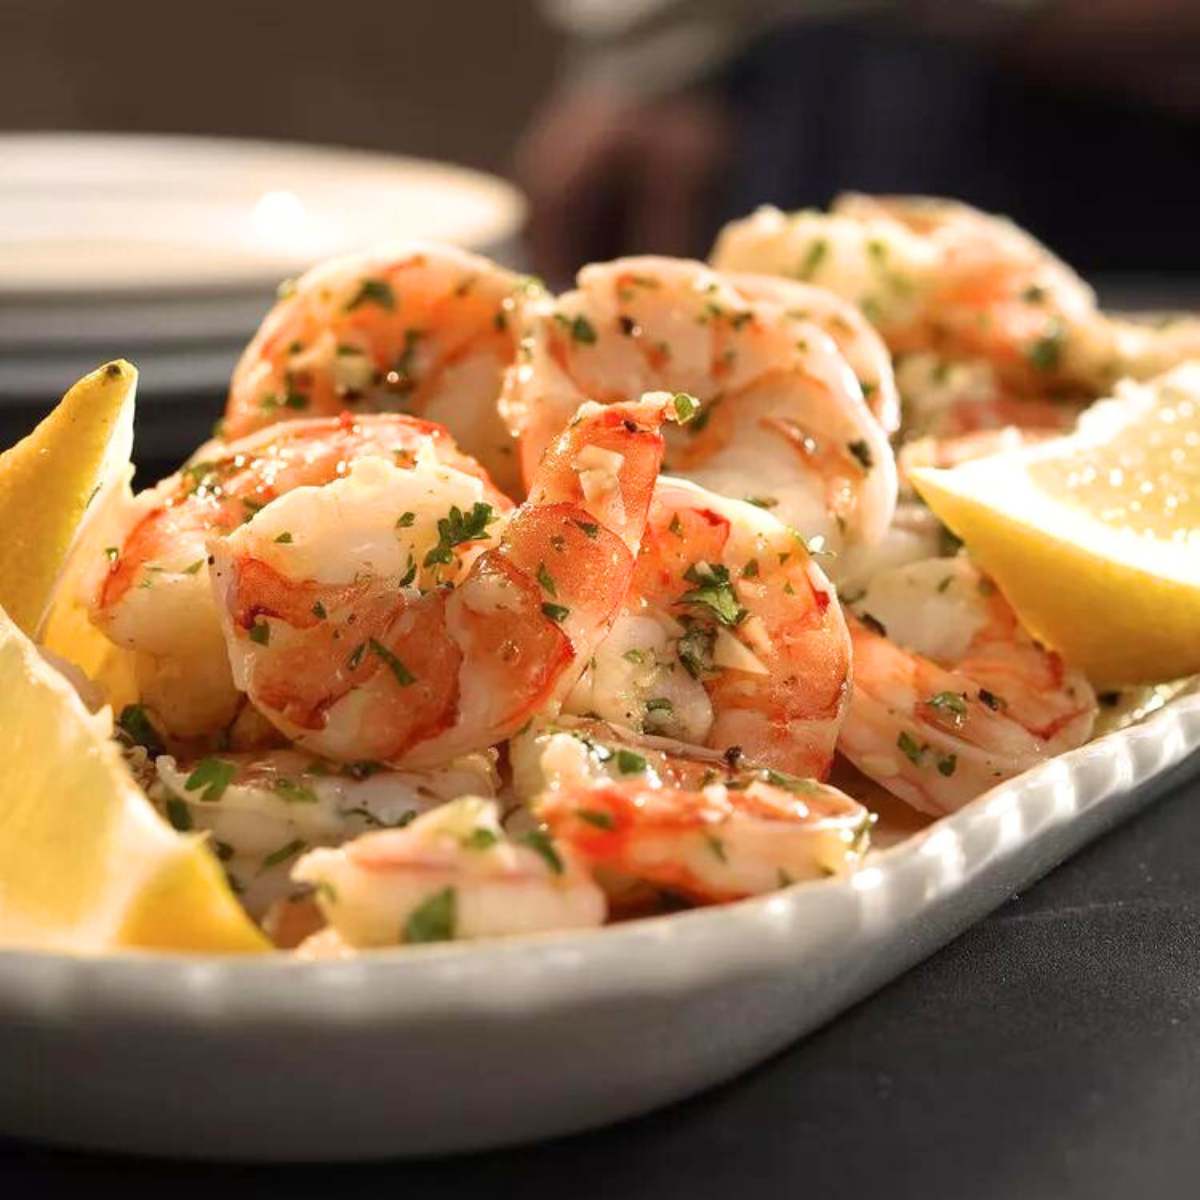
left=0, top=132, right=526, bottom=463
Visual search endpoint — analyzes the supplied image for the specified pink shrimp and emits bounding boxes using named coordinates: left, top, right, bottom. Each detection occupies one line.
left=837, top=556, right=1097, bottom=814
left=225, top=242, right=536, bottom=493
left=535, top=773, right=870, bottom=905
left=208, top=394, right=680, bottom=768
left=501, top=255, right=896, bottom=563
left=561, top=476, right=851, bottom=779
left=85, top=413, right=510, bottom=741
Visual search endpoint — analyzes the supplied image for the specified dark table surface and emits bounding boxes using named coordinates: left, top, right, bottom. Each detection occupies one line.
left=3, top=760, right=1198, bottom=1198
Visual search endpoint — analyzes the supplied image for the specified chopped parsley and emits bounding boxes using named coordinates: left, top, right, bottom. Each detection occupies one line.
left=184, top=757, right=236, bottom=803
left=672, top=392, right=699, bottom=424
left=542, top=602, right=570, bottom=623
left=623, top=648, right=646, bottom=665
left=936, top=754, right=958, bottom=777
left=556, top=312, right=597, bottom=344
left=645, top=698, right=673, bottom=717
left=519, top=829, right=564, bottom=875
left=182, top=559, right=204, bottom=575
left=536, top=562, right=557, bottom=596
left=677, top=621, right=715, bottom=678
left=462, top=827, right=499, bottom=851
left=117, top=704, right=165, bottom=757
left=368, top=638, right=416, bottom=686
left=344, top=278, right=395, bottom=312
left=978, top=688, right=1006, bottom=711
left=248, top=619, right=269, bottom=646
left=573, top=519, right=599, bottom=539
left=797, top=239, right=828, bottom=280
left=273, top=778, right=319, bottom=805
left=395, top=511, right=416, bottom=529
left=404, top=887, right=456, bottom=943
left=424, top=502, right=497, bottom=567
left=1027, top=320, right=1064, bottom=372
left=741, top=559, right=760, bottom=578
left=262, top=838, right=307, bottom=870
left=897, top=731, right=926, bottom=765
left=165, top=795, right=192, bottom=832
left=927, top=691, right=968, bottom=725
left=704, top=834, right=728, bottom=863
left=680, top=563, right=746, bottom=627
left=312, top=601, right=327, bottom=619
left=578, top=808, right=616, bottom=831
left=274, top=531, right=293, bottom=544
left=104, top=546, right=119, bottom=562
left=616, top=748, right=647, bottom=774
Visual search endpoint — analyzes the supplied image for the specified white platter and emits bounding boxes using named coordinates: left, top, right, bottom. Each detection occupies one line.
left=1, top=689, right=1197, bottom=1162
left=0, top=133, right=525, bottom=302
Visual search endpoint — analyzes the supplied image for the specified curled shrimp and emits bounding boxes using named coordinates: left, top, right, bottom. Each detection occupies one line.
left=837, top=556, right=1097, bottom=815
left=293, top=797, right=607, bottom=949
left=225, top=243, right=536, bottom=493
left=510, top=716, right=871, bottom=907
left=501, top=255, right=896, bottom=563
left=153, top=748, right=498, bottom=918
left=895, top=352, right=1085, bottom=443
left=712, top=195, right=1101, bottom=397
left=725, top=272, right=900, bottom=433
left=561, top=476, right=851, bottom=779
left=209, top=394, right=679, bottom=768
left=84, top=413, right=509, bottom=741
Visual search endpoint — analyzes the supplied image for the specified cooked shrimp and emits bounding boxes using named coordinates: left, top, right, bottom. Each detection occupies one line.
left=210, top=394, right=679, bottom=768
left=84, top=413, right=510, bottom=742
left=560, top=476, right=851, bottom=779
left=153, top=748, right=498, bottom=917
left=712, top=195, right=1101, bottom=397
left=535, top=774, right=869, bottom=906
left=838, top=556, right=1097, bottom=815
left=725, top=272, right=901, bottom=433
left=293, top=797, right=607, bottom=948
left=501, top=256, right=896, bottom=561
left=225, top=243, right=536, bottom=493
left=895, top=352, right=1086, bottom=443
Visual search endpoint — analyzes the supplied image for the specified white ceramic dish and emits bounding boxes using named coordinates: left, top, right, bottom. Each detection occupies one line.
left=2, top=689, right=1197, bottom=1162
left=0, top=132, right=525, bottom=301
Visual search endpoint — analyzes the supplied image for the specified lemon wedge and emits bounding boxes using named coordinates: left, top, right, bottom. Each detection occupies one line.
left=0, top=361, right=136, bottom=639
left=910, top=364, right=1200, bottom=687
left=0, top=601, right=267, bottom=953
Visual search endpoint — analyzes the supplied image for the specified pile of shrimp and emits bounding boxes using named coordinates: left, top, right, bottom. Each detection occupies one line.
left=77, top=206, right=1194, bottom=954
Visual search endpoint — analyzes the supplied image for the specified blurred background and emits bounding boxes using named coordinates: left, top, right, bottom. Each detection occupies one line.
left=2, top=0, right=1198, bottom=477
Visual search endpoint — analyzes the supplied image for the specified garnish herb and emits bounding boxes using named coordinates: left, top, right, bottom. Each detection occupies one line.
left=345, top=278, right=395, bottom=312
left=274, top=778, right=319, bottom=805
left=797, top=239, right=828, bottom=280
left=165, top=795, right=192, bottom=832
left=274, top=531, right=293, bottom=544
left=184, top=757, right=236, bottom=803
left=462, top=827, right=499, bottom=851
left=573, top=519, right=599, bottom=539
left=672, top=392, right=699, bottom=423
left=616, top=748, right=647, bottom=774
left=927, top=691, right=968, bottom=725
left=117, top=704, right=165, bottom=757
left=519, top=829, right=564, bottom=874
left=705, top=834, right=728, bottom=863
left=578, top=808, right=615, bottom=831
left=542, top=602, right=570, bottom=623
left=897, top=731, right=925, bottom=765
left=395, top=511, right=416, bottom=529
left=936, top=754, right=958, bottom=777
left=424, top=502, right=497, bottom=567
left=368, top=638, right=416, bottom=685
left=262, top=839, right=307, bottom=869
left=537, top=562, right=557, bottom=596
left=312, top=601, right=327, bottom=619
left=680, top=562, right=746, bottom=627
left=859, top=612, right=888, bottom=638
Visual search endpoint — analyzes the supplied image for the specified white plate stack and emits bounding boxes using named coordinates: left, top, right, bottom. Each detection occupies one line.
left=0, top=132, right=526, bottom=462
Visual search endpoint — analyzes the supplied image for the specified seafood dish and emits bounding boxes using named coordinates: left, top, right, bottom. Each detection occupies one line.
left=1, top=198, right=1198, bottom=958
